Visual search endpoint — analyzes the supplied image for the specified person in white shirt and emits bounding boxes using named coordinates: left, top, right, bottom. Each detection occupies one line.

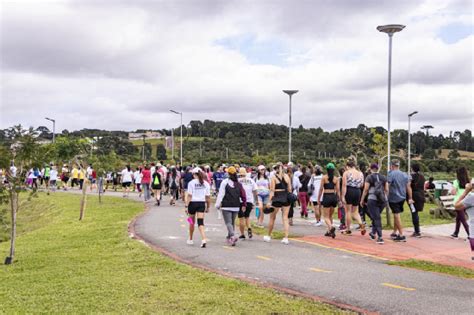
left=133, top=167, right=143, bottom=198
left=185, top=167, right=211, bottom=248
left=309, top=166, right=323, bottom=226
left=121, top=165, right=133, bottom=197
left=237, top=167, right=258, bottom=240
left=49, top=166, right=58, bottom=192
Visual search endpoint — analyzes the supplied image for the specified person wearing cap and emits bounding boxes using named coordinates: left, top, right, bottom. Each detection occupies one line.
left=341, top=158, right=366, bottom=235
left=265, top=163, right=292, bottom=245
left=255, top=165, right=270, bottom=228
left=215, top=166, right=247, bottom=246
left=387, top=159, right=414, bottom=242
left=185, top=167, right=211, bottom=248
left=318, top=163, right=340, bottom=238
left=361, top=163, right=388, bottom=244
left=238, top=167, right=258, bottom=240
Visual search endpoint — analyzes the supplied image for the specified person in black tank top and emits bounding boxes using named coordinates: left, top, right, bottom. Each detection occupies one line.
left=318, top=163, right=340, bottom=238
left=265, top=163, right=292, bottom=245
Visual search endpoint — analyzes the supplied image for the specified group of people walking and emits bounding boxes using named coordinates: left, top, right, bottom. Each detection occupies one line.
left=180, top=158, right=432, bottom=248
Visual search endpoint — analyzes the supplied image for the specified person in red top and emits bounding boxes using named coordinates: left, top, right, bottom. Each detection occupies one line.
left=141, top=165, right=152, bottom=201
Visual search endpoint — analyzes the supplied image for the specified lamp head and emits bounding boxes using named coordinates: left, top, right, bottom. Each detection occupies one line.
left=377, top=24, right=405, bottom=35
left=283, top=90, right=299, bottom=96
left=169, top=109, right=181, bottom=115
left=408, top=111, right=418, bottom=117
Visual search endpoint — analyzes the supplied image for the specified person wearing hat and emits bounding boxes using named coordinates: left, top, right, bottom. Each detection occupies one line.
left=361, top=163, right=388, bottom=244
left=238, top=167, right=258, bottom=240
left=265, top=163, right=292, bottom=245
left=215, top=166, right=247, bottom=246
left=185, top=167, right=211, bottom=248
left=317, top=163, right=340, bottom=238
left=255, top=165, right=270, bottom=227
left=387, top=159, right=414, bottom=242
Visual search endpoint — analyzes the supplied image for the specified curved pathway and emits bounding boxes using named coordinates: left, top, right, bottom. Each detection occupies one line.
left=126, top=193, right=474, bottom=315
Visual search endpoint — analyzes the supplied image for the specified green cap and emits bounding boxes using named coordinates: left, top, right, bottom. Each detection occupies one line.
left=326, top=163, right=336, bottom=170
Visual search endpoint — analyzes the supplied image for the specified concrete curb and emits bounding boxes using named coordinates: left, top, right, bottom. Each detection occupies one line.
left=127, top=202, right=377, bottom=315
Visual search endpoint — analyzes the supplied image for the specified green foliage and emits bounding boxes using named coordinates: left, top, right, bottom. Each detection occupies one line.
left=422, top=148, right=437, bottom=159
left=0, top=193, right=344, bottom=314
left=448, top=149, right=460, bottom=160
left=96, top=135, right=137, bottom=157
left=156, top=144, right=167, bottom=160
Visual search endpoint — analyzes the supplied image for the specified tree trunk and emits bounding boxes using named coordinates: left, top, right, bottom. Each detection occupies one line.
left=5, top=191, right=18, bottom=264
left=79, top=180, right=88, bottom=220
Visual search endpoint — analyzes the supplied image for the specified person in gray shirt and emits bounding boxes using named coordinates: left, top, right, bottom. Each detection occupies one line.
left=455, top=184, right=474, bottom=261
left=387, top=159, right=414, bottom=242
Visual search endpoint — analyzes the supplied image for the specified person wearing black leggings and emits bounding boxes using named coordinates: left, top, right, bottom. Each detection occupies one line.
left=361, top=163, right=388, bottom=244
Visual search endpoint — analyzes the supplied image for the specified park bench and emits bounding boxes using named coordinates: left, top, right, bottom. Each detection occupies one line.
left=430, top=195, right=456, bottom=219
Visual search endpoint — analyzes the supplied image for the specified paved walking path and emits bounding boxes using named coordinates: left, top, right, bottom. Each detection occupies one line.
left=125, top=192, right=474, bottom=315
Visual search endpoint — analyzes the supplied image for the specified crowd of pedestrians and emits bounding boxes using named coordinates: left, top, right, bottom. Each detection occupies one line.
left=1, top=158, right=473, bottom=259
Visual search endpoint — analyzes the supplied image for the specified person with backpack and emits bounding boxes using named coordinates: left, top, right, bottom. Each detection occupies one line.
left=215, top=166, right=247, bottom=246
left=169, top=166, right=180, bottom=205
left=151, top=167, right=163, bottom=205
left=308, top=165, right=323, bottom=227
left=361, top=163, right=388, bottom=244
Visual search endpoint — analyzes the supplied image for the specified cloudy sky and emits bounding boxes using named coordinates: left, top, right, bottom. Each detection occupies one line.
left=1, top=0, right=472, bottom=135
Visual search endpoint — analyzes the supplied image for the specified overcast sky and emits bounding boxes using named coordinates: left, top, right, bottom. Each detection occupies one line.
left=1, top=0, right=472, bottom=135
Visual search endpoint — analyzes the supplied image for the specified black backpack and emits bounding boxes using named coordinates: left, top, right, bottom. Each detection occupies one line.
left=170, top=176, right=178, bottom=189
left=373, top=174, right=387, bottom=205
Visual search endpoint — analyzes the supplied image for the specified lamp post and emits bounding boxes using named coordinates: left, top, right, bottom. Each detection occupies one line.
left=408, top=111, right=418, bottom=173
left=377, top=24, right=405, bottom=228
left=170, top=110, right=183, bottom=166
left=45, top=117, right=56, bottom=143
left=283, top=90, right=298, bottom=163
left=171, top=128, right=174, bottom=161
left=377, top=24, right=405, bottom=173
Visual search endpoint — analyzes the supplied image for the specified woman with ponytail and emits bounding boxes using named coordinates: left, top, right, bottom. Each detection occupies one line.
left=318, top=163, right=340, bottom=238
left=185, top=167, right=211, bottom=248
left=216, top=166, right=247, bottom=246
left=265, top=162, right=292, bottom=245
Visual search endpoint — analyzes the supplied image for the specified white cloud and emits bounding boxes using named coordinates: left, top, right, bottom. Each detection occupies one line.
left=0, top=0, right=472, bottom=135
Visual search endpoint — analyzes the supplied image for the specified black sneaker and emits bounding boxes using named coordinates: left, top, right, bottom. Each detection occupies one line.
left=324, top=231, right=331, bottom=237
left=369, top=232, right=376, bottom=241
left=239, top=235, right=246, bottom=240
left=376, top=237, right=384, bottom=244
left=390, top=233, right=398, bottom=240
left=248, top=228, right=253, bottom=239
left=330, top=227, right=336, bottom=239
left=450, top=234, right=459, bottom=239
left=394, top=235, right=407, bottom=242
left=411, top=232, right=421, bottom=238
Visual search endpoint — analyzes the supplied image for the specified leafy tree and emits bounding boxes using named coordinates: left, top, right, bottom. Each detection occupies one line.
left=422, top=148, right=437, bottom=159
left=448, top=149, right=460, bottom=160
left=156, top=144, right=167, bottom=160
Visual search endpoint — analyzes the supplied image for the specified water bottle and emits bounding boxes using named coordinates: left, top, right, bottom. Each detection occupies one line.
left=410, top=203, right=416, bottom=213
left=255, top=207, right=260, bottom=218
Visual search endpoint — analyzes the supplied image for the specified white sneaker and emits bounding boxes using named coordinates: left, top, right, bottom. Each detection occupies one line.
left=186, top=239, right=194, bottom=245
left=314, top=221, right=322, bottom=227
left=281, top=238, right=289, bottom=245
left=263, top=235, right=271, bottom=242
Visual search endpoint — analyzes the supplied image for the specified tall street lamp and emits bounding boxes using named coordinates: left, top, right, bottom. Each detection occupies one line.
left=45, top=117, right=56, bottom=143
left=283, top=90, right=298, bottom=163
left=377, top=24, right=405, bottom=173
left=407, top=111, right=418, bottom=173
left=170, top=110, right=183, bottom=166
left=377, top=24, right=405, bottom=228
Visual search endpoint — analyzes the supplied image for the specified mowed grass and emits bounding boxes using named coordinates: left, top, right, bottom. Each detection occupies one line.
left=388, top=259, right=474, bottom=279
left=0, top=193, right=347, bottom=314
left=381, top=202, right=452, bottom=228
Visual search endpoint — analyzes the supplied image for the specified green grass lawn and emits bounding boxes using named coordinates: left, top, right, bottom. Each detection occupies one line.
left=388, top=259, right=474, bottom=279
left=381, top=202, right=452, bottom=228
left=0, top=193, right=347, bottom=314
